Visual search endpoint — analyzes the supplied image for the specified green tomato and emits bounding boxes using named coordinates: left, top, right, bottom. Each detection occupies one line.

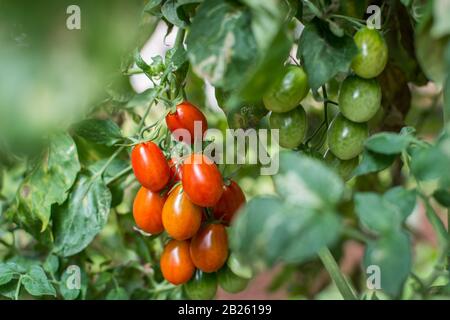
left=351, top=27, right=388, bottom=79
left=227, top=102, right=268, bottom=129
left=263, top=65, right=309, bottom=113
left=338, top=75, right=381, bottom=122
left=269, top=106, right=307, bottom=149
left=324, top=149, right=359, bottom=181
left=184, top=270, right=217, bottom=300
left=218, top=267, right=249, bottom=294
left=327, top=113, right=368, bottom=160
left=227, top=253, right=253, bottom=279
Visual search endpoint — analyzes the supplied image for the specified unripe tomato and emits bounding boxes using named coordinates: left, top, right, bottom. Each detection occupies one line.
left=338, top=75, right=381, bottom=122
left=182, top=154, right=224, bottom=207
left=165, top=101, right=208, bottom=144
left=327, top=113, right=368, bottom=160
left=324, top=149, right=359, bottom=181
left=184, top=270, right=218, bottom=300
left=131, top=142, right=170, bottom=191
left=190, top=224, right=228, bottom=273
left=162, top=184, right=202, bottom=240
left=269, top=105, right=308, bottom=148
left=351, top=27, right=388, bottom=79
left=263, top=65, right=309, bottom=113
left=160, top=240, right=195, bottom=285
left=132, top=187, right=165, bottom=234
left=213, top=180, right=246, bottom=225
left=218, top=266, right=249, bottom=294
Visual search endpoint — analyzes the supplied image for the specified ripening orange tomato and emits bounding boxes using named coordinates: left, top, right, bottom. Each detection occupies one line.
left=132, top=187, right=165, bottom=234
left=190, top=224, right=228, bottom=273
left=131, top=142, right=170, bottom=191
left=160, top=240, right=195, bottom=285
left=181, top=154, right=224, bottom=207
left=165, top=101, right=208, bottom=144
left=162, top=184, right=202, bottom=240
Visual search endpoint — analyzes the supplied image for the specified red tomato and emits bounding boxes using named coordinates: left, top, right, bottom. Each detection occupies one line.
left=165, top=101, right=208, bottom=144
left=160, top=240, right=195, bottom=285
left=162, top=185, right=202, bottom=240
left=181, top=154, right=224, bottom=207
left=131, top=142, right=170, bottom=191
left=190, top=224, right=228, bottom=273
left=132, top=187, right=165, bottom=234
left=213, top=180, right=246, bottom=225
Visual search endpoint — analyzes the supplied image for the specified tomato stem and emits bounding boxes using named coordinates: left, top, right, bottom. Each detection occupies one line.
left=318, top=247, right=358, bottom=300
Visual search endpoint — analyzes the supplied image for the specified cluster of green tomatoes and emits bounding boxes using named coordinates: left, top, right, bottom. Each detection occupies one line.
left=263, top=27, right=388, bottom=174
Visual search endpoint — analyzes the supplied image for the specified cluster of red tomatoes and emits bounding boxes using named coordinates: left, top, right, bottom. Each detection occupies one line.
left=131, top=101, right=246, bottom=295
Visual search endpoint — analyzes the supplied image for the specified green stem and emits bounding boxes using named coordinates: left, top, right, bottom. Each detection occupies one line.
left=0, top=238, right=11, bottom=248
left=123, top=68, right=144, bottom=76
left=14, top=275, right=23, bottom=300
left=322, top=85, right=329, bottom=127
left=106, top=165, right=132, bottom=185
left=94, top=146, right=125, bottom=179
left=318, top=247, right=358, bottom=300
left=174, top=28, right=186, bottom=49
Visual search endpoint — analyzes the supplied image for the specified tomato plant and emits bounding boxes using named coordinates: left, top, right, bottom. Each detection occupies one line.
left=0, top=0, right=449, bottom=302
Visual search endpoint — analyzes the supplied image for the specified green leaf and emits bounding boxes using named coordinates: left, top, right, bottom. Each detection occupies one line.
left=431, top=0, right=450, bottom=38
left=410, top=145, right=450, bottom=182
left=354, top=192, right=403, bottom=233
left=0, top=281, right=18, bottom=299
left=269, top=208, right=341, bottom=264
left=383, top=187, right=417, bottom=222
left=22, top=265, right=56, bottom=297
left=297, top=18, right=358, bottom=90
left=415, top=2, right=449, bottom=84
left=186, top=0, right=257, bottom=91
left=234, top=0, right=292, bottom=103
left=106, top=287, right=129, bottom=300
left=365, top=132, right=414, bottom=155
left=353, top=150, right=396, bottom=177
left=126, top=88, right=157, bottom=109
left=7, top=133, right=80, bottom=236
left=231, top=196, right=341, bottom=267
left=363, top=232, right=411, bottom=298
left=433, top=188, right=450, bottom=207
left=0, top=262, right=24, bottom=286
left=274, top=152, right=344, bottom=209
left=53, top=172, right=112, bottom=257
left=43, top=254, right=59, bottom=275
left=161, top=0, right=202, bottom=28
left=73, top=119, right=123, bottom=147
left=59, top=266, right=81, bottom=300
left=236, top=28, right=292, bottom=104
left=144, top=0, right=163, bottom=16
